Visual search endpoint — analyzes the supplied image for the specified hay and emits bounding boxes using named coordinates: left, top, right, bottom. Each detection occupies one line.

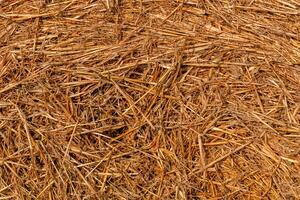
left=0, top=0, right=300, bottom=199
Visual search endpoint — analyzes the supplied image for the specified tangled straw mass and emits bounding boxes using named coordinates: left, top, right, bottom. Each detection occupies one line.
left=1, top=0, right=300, bottom=199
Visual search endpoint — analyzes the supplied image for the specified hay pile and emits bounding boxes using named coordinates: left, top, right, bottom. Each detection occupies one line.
left=1, top=0, right=300, bottom=199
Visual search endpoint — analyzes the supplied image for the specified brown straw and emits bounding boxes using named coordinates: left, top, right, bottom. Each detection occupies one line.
left=0, top=0, right=300, bottom=199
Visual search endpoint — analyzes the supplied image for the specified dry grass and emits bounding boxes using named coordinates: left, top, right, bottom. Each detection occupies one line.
left=1, top=0, right=300, bottom=199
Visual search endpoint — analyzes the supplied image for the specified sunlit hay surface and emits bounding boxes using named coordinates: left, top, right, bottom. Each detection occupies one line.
left=1, top=0, right=300, bottom=199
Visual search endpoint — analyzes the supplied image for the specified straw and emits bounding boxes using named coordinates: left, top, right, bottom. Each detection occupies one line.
left=0, top=0, right=300, bottom=199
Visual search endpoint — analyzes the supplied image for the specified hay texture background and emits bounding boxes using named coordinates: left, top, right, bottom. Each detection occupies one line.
left=1, top=0, right=300, bottom=199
